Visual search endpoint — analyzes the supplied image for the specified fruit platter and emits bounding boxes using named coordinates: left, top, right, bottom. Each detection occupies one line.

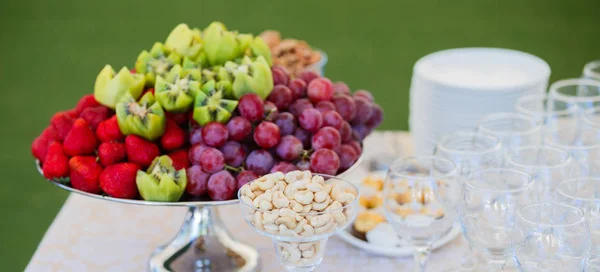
left=32, top=22, right=383, bottom=271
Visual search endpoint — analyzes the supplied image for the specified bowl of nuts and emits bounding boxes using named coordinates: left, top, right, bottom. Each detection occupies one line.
left=260, top=30, right=327, bottom=76
left=238, top=171, right=359, bottom=271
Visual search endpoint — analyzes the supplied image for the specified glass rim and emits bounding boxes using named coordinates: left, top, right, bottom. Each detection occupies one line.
left=477, top=112, right=542, bottom=136
left=237, top=173, right=359, bottom=216
left=506, top=145, right=572, bottom=170
left=583, top=60, right=600, bottom=80
left=545, top=126, right=600, bottom=150
left=582, top=106, right=600, bottom=127
left=515, top=94, right=579, bottom=117
left=465, top=168, right=533, bottom=193
left=555, top=178, right=600, bottom=202
left=549, top=78, right=600, bottom=103
left=435, top=131, right=502, bottom=156
left=388, top=155, right=458, bottom=181
left=517, top=202, right=586, bottom=228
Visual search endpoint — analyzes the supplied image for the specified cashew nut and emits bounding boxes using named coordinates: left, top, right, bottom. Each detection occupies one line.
left=272, top=191, right=290, bottom=209
left=323, top=183, right=333, bottom=194
left=298, top=243, right=314, bottom=251
left=282, top=243, right=302, bottom=264
left=329, top=201, right=346, bottom=224
left=314, top=191, right=328, bottom=203
left=292, top=219, right=307, bottom=234
left=284, top=171, right=304, bottom=183
left=259, top=200, right=273, bottom=210
left=315, top=218, right=335, bottom=234
left=273, top=180, right=287, bottom=192
left=300, top=224, right=315, bottom=236
left=306, top=182, right=324, bottom=192
left=264, top=223, right=278, bottom=233
left=276, top=216, right=297, bottom=229
left=255, top=177, right=275, bottom=191
left=278, top=224, right=297, bottom=236
left=293, top=179, right=310, bottom=190
left=294, top=190, right=314, bottom=205
left=301, top=204, right=313, bottom=213
left=302, top=248, right=315, bottom=258
left=284, top=184, right=297, bottom=199
left=311, top=197, right=331, bottom=211
left=311, top=175, right=325, bottom=185
left=240, top=195, right=253, bottom=205
left=254, top=212, right=264, bottom=230
left=240, top=185, right=255, bottom=199
left=309, top=214, right=333, bottom=228
left=249, top=182, right=259, bottom=191
left=262, top=212, right=279, bottom=224
left=290, top=200, right=304, bottom=213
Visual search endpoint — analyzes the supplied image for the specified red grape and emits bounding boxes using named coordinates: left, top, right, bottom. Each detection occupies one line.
left=322, top=110, right=344, bottom=130
left=226, top=116, right=252, bottom=141
left=186, top=165, right=210, bottom=196
left=272, top=67, right=290, bottom=86
left=189, top=144, right=209, bottom=165
left=352, top=124, right=371, bottom=141
left=310, top=149, right=340, bottom=175
left=307, top=77, right=334, bottom=103
left=268, top=85, right=294, bottom=110
left=312, top=127, right=341, bottom=150
left=220, top=141, right=247, bottom=168
left=296, top=160, right=310, bottom=171
left=263, top=101, right=279, bottom=121
left=189, top=127, right=203, bottom=145
left=354, top=90, right=374, bottom=102
left=202, top=122, right=229, bottom=147
left=238, top=93, right=264, bottom=122
left=199, top=147, right=225, bottom=173
left=352, top=97, right=373, bottom=124
left=289, top=98, right=313, bottom=116
left=207, top=170, right=236, bottom=200
left=246, top=149, right=275, bottom=175
left=166, top=112, right=189, bottom=126
left=332, top=95, right=357, bottom=121
left=339, top=122, right=352, bottom=142
left=366, top=104, right=383, bottom=129
left=298, top=70, right=319, bottom=85
left=294, top=128, right=312, bottom=149
left=315, top=101, right=336, bottom=113
left=276, top=135, right=303, bottom=161
left=270, top=162, right=298, bottom=173
left=275, top=112, right=296, bottom=136
left=236, top=170, right=258, bottom=190
left=254, top=121, right=281, bottom=149
left=347, top=140, right=362, bottom=154
left=288, top=78, right=307, bottom=99
left=298, top=108, right=323, bottom=133
left=333, top=82, right=350, bottom=95
left=337, top=144, right=359, bottom=170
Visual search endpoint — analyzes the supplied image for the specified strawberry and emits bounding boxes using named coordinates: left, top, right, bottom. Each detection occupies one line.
left=168, top=149, right=190, bottom=170
left=42, top=142, right=69, bottom=179
left=165, top=111, right=189, bottom=127
left=98, top=142, right=126, bottom=166
left=32, top=126, right=60, bottom=162
left=69, top=156, right=103, bottom=193
left=160, top=119, right=186, bottom=151
left=63, top=118, right=98, bottom=156
left=80, top=106, right=111, bottom=130
left=67, top=109, right=78, bottom=118
left=50, top=111, right=75, bottom=141
left=74, top=95, right=100, bottom=116
left=99, top=162, right=140, bottom=199
left=125, top=135, right=160, bottom=168
left=96, top=115, right=124, bottom=142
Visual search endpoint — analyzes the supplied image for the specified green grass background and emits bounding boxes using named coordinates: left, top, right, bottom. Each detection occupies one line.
left=0, top=0, right=598, bottom=269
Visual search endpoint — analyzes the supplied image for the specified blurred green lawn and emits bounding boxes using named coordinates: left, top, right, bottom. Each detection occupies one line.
left=0, top=0, right=598, bottom=270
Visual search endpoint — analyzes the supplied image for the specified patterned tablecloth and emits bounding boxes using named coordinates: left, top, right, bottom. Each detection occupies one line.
left=26, top=131, right=468, bottom=272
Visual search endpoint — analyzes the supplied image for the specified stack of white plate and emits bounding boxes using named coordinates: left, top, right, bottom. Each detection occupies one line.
left=409, top=48, right=551, bottom=155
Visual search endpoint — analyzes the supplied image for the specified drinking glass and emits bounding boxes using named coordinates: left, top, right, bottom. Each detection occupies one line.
left=546, top=127, right=600, bottom=177
left=516, top=94, right=578, bottom=132
left=548, top=78, right=600, bottom=111
left=584, top=60, right=600, bottom=81
left=586, top=254, right=600, bottom=271
left=506, top=146, right=573, bottom=202
left=434, top=131, right=503, bottom=270
left=477, top=113, right=542, bottom=160
left=460, top=168, right=533, bottom=270
left=556, top=178, right=600, bottom=255
left=513, top=202, right=590, bottom=271
left=383, top=156, right=459, bottom=272
left=583, top=106, right=600, bottom=129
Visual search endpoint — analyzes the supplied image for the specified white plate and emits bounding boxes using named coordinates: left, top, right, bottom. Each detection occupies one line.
left=337, top=224, right=462, bottom=257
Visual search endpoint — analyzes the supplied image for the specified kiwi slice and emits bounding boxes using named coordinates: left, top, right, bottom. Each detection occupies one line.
left=136, top=155, right=187, bottom=202
left=135, top=42, right=182, bottom=87
left=116, top=92, right=166, bottom=141
left=155, top=65, right=200, bottom=113
left=192, top=80, right=238, bottom=126
left=164, top=23, right=203, bottom=60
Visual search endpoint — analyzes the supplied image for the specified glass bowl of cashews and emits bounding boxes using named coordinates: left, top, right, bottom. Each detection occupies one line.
left=238, top=170, right=359, bottom=272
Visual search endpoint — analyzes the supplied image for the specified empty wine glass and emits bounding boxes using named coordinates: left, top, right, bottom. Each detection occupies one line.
left=477, top=113, right=542, bottom=160
left=513, top=202, right=590, bottom=271
left=460, top=168, right=533, bottom=270
left=516, top=94, right=578, bottom=133
left=383, top=156, right=459, bottom=272
left=583, top=106, right=600, bottom=129
left=546, top=126, right=600, bottom=177
left=506, top=146, right=573, bottom=202
left=434, top=131, right=503, bottom=270
left=548, top=78, right=600, bottom=111
left=584, top=60, right=600, bottom=81
left=556, top=178, right=600, bottom=256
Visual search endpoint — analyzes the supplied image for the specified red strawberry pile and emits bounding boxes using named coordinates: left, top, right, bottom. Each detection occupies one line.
left=32, top=69, right=382, bottom=202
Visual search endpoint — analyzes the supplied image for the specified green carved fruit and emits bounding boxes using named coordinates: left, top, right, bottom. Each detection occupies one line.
left=192, top=80, right=238, bottom=126
left=94, top=65, right=146, bottom=109
left=203, top=22, right=238, bottom=66
left=248, top=37, right=272, bottom=66
left=116, top=92, right=166, bottom=141
left=165, top=23, right=203, bottom=60
left=136, top=155, right=186, bottom=202
left=235, top=33, right=254, bottom=58
left=135, top=42, right=182, bottom=87
left=229, top=56, right=274, bottom=99
left=155, top=65, right=200, bottom=113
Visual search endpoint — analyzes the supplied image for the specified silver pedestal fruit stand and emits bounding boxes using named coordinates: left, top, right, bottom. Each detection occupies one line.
left=36, top=154, right=363, bottom=272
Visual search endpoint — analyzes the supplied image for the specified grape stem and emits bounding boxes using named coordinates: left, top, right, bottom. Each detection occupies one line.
left=301, top=149, right=313, bottom=160
left=224, top=165, right=242, bottom=173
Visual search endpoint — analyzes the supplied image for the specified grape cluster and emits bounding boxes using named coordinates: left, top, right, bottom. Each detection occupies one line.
left=186, top=67, right=383, bottom=200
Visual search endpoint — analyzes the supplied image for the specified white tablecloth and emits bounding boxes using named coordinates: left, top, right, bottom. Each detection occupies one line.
left=26, top=131, right=468, bottom=272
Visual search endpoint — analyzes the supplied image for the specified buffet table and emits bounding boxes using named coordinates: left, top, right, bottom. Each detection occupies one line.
left=26, top=131, right=469, bottom=272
